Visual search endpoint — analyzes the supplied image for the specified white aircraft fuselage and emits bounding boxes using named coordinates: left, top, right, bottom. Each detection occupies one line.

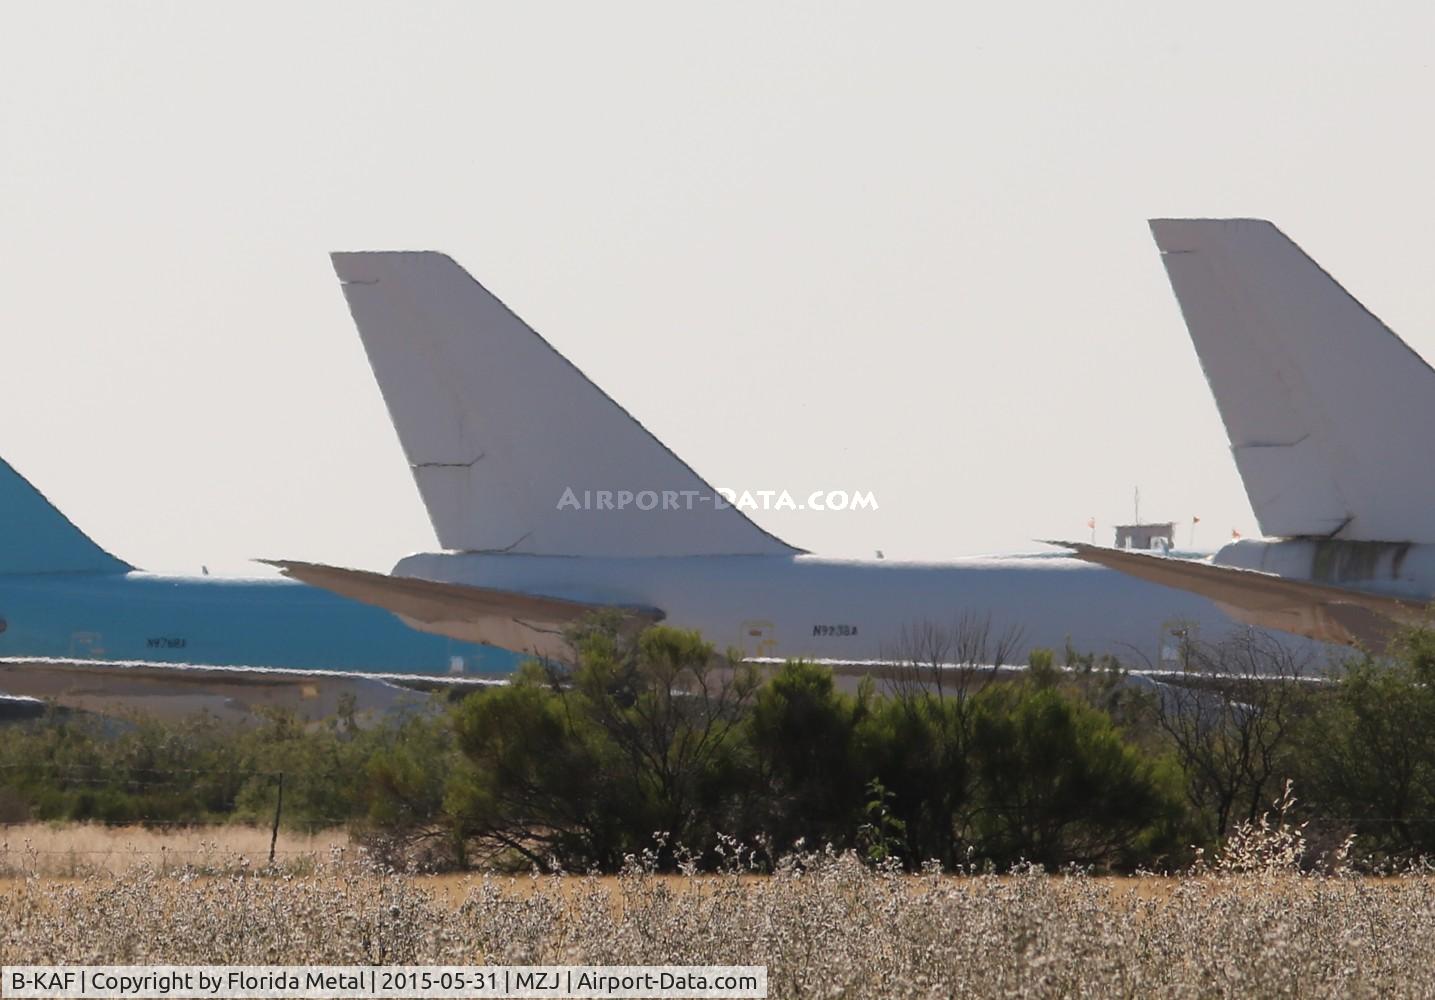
left=392, top=550, right=1243, bottom=666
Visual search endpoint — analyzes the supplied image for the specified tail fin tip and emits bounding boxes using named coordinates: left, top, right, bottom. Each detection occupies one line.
left=0, top=459, right=131, bottom=575
left=1149, top=218, right=1279, bottom=254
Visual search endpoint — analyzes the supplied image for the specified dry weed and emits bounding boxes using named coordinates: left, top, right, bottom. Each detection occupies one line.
left=2, top=803, right=1429, bottom=998
left=0, top=824, right=348, bottom=877
left=0, top=845, right=1433, bottom=997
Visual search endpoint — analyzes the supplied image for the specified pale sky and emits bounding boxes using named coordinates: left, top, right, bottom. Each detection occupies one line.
left=2, top=1, right=1432, bottom=575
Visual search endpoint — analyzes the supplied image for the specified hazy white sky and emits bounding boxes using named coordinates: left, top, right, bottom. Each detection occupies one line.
left=2, top=1, right=1432, bottom=574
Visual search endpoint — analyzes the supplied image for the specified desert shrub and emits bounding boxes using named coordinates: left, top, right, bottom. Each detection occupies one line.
left=23, top=620, right=1435, bottom=876
left=446, top=626, right=756, bottom=871
left=858, top=690, right=972, bottom=868
left=966, top=682, right=1184, bottom=868
left=0, top=704, right=452, bottom=831
left=446, top=672, right=627, bottom=870
left=745, top=661, right=872, bottom=856
left=1295, top=627, right=1435, bottom=859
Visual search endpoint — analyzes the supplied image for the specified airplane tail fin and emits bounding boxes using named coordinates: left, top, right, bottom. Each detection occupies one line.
left=1150, top=218, right=1435, bottom=543
left=330, top=252, right=801, bottom=558
left=0, top=458, right=132, bottom=575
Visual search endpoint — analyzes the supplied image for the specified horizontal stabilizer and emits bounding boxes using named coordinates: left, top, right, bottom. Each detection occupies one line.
left=0, top=657, right=467, bottom=722
left=263, top=559, right=664, bottom=660
left=1048, top=541, right=1427, bottom=648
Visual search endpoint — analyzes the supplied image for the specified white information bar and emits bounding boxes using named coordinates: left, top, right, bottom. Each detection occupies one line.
left=1, top=967, right=767, bottom=999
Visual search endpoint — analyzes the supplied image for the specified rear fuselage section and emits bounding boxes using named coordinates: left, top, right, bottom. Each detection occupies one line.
left=1208, top=538, right=1435, bottom=642
left=0, top=572, right=520, bottom=674
left=1214, top=538, right=1435, bottom=599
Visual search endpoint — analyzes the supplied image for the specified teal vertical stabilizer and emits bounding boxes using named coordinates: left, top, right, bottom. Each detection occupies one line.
left=0, top=459, right=132, bottom=575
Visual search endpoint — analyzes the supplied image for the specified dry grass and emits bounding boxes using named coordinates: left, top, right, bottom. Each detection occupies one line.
left=0, top=824, right=348, bottom=876
left=3, top=808, right=1434, bottom=998
left=1, top=853, right=1435, bottom=997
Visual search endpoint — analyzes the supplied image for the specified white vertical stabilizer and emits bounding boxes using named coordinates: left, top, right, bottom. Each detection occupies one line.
left=331, top=252, right=799, bottom=558
left=1151, top=219, right=1435, bottom=542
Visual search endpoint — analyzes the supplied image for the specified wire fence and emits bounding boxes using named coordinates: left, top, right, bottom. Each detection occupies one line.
left=0, top=833, right=354, bottom=876
left=10, top=763, right=1435, bottom=829
left=0, top=763, right=366, bottom=866
left=10, top=763, right=1435, bottom=878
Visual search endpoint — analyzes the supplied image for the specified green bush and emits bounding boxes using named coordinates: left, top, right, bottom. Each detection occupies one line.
left=967, top=683, right=1183, bottom=868
left=19, top=620, right=1435, bottom=874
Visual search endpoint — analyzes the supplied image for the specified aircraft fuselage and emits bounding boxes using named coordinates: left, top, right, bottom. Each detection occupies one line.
left=392, top=551, right=1261, bottom=667
left=0, top=571, right=517, bottom=675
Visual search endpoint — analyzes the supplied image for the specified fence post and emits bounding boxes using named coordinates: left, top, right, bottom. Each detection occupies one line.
left=268, top=772, right=284, bottom=865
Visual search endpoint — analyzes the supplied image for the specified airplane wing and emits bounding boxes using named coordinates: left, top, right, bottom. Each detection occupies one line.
left=1047, top=541, right=1428, bottom=647
left=0, top=656, right=506, bottom=723
left=262, top=559, right=665, bottom=661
